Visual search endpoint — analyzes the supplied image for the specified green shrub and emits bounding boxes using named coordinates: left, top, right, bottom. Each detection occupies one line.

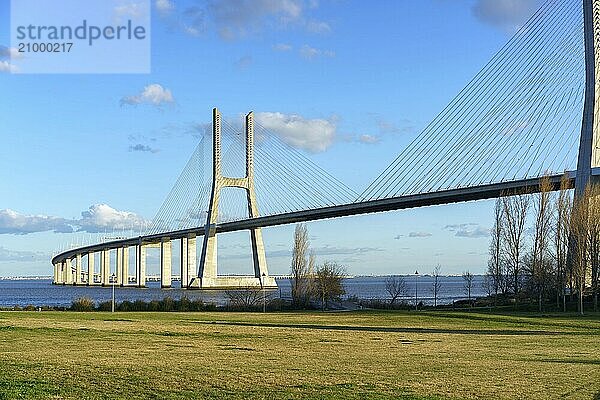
left=96, top=301, right=112, bottom=311
left=118, top=301, right=133, bottom=311
left=160, top=297, right=175, bottom=312
left=132, top=299, right=147, bottom=311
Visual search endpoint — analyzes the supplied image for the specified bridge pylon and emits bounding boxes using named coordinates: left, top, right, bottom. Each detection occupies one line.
left=575, top=0, right=600, bottom=196
left=189, top=108, right=277, bottom=289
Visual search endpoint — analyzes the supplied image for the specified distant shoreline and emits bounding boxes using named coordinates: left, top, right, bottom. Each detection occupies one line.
left=0, top=274, right=483, bottom=281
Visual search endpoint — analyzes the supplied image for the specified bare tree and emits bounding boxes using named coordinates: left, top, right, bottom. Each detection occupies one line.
left=315, top=262, right=346, bottom=310
left=502, top=193, right=530, bottom=300
left=385, top=275, right=407, bottom=305
left=530, top=176, right=553, bottom=312
left=487, top=197, right=505, bottom=305
left=482, top=273, right=494, bottom=298
left=431, top=265, right=443, bottom=307
left=586, top=184, right=600, bottom=312
left=291, top=224, right=312, bottom=308
left=553, top=173, right=571, bottom=312
left=462, top=270, right=474, bottom=304
left=570, top=190, right=590, bottom=315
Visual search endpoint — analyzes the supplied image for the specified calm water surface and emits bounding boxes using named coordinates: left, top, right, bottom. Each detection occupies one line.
left=0, top=276, right=486, bottom=307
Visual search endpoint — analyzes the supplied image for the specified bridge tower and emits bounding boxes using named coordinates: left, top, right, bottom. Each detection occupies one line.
left=575, top=0, right=600, bottom=196
left=189, top=108, right=277, bottom=289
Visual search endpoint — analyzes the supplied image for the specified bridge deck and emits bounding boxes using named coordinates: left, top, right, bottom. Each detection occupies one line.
left=52, top=172, right=577, bottom=264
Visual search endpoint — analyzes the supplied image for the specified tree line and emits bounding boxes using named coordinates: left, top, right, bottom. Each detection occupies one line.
left=485, top=175, right=600, bottom=314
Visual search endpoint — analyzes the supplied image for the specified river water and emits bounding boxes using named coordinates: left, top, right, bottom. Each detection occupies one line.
left=0, top=276, right=486, bottom=307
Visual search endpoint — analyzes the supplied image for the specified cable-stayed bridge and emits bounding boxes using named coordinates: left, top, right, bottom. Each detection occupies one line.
left=52, top=0, right=600, bottom=289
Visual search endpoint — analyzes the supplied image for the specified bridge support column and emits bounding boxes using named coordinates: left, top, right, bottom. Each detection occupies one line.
left=64, top=259, right=73, bottom=285
left=116, top=248, right=123, bottom=286
left=136, top=244, right=146, bottom=288
left=160, top=238, right=172, bottom=288
left=121, top=247, right=129, bottom=286
left=181, top=237, right=188, bottom=288
left=87, top=252, right=95, bottom=285
left=75, top=254, right=83, bottom=285
left=101, top=250, right=110, bottom=286
left=53, top=263, right=61, bottom=284
left=190, top=108, right=276, bottom=290
left=180, top=236, right=196, bottom=288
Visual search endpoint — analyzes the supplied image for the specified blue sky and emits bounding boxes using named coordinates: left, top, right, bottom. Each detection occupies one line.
left=0, top=0, right=544, bottom=277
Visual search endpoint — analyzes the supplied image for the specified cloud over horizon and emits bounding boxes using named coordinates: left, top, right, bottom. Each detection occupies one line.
left=444, top=223, right=490, bottom=238
left=256, top=111, right=337, bottom=153
left=0, top=205, right=149, bottom=235
left=121, top=84, right=174, bottom=107
left=0, top=209, right=73, bottom=235
left=78, top=204, right=148, bottom=233
left=409, top=231, right=432, bottom=238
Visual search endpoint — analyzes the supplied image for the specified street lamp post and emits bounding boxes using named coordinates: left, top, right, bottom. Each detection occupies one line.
left=111, top=273, right=116, bottom=313
left=261, top=273, right=266, bottom=313
left=414, top=270, right=419, bottom=311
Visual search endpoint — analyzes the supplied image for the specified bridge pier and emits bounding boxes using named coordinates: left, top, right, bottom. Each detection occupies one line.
left=180, top=235, right=196, bottom=288
left=161, top=238, right=172, bottom=288
left=75, top=254, right=83, bottom=285
left=121, top=247, right=129, bottom=286
left=101, top=250, right=110, bottom=286
left=53, top=263, right=61, bottom=284
left=136, top=244, right=146, bottom=288
left=87, top=252, right=95, bottom=285
left=64, top=259, right=73, bottom=285
left=116, top=248, right=123, bottom=286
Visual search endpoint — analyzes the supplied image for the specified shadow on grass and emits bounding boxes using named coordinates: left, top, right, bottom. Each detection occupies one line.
left=527, top=358, right=600, bottom=366
left=427, top=311, right=600, bottom=331
left=191, top=320, right=568, bottom=336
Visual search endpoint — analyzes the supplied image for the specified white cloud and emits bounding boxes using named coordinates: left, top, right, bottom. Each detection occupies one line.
left=256, top=111, right=337, bottom=153
left=158, top=0, right=331, bottom=39
left=207, top=0, right=303, bottom=39
left=121, top=84, right=175, bottom=107
left=408, top=232, right=432, bottom=238
left=444, top=223, right=490, bottom=238
left=299, top=44, right=335, bottom=60
left=114, top=2, right=147, bottom=20
left=272, top=43, right=293, bottom=52
left=78, top=204, right=148, bottom=233
left=0, top=61, right=17, bottom=73
left=155, top=0, right=175, bottom=15
left=472, top=0, right=539, bottom=32
left=0, top=209, right=73, bottom=235
left=129, top=143, right=159, bottom=153
left=0, top=45, right=24, bottom=60
left=0, top=205, right=149, bottom=235
left=358, top=134, right=380, bottom=144
left=306, top=20, right=331, bottom=34
left=234, top=55, right=253, bottom=69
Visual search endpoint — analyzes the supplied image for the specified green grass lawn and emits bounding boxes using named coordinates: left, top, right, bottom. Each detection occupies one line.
left=0, top=310, right=598, bottom=399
